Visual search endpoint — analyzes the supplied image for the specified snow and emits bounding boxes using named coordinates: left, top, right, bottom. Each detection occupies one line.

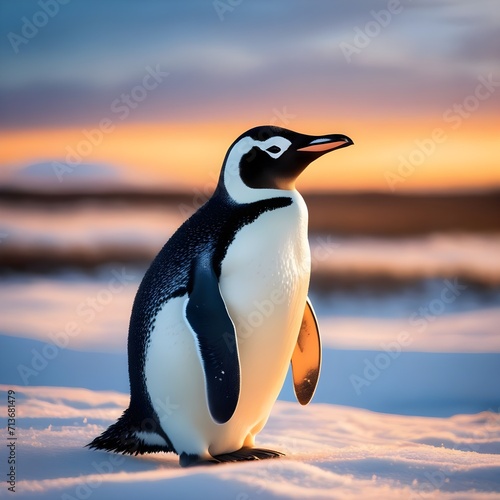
left=310, top=234, right=500, bottom=285
left=1, top=272, right=499, bottom=354
left=0, top=205, right=184, bottom=252
left=0, top=232, right=499, bottom=497
left=1, top=385, right=499, bottom=499
left=3, top=205, right=500, bottom=286
left=1, top=311, right=499, bottom=497
left=320, top=308, right=500, bottom=353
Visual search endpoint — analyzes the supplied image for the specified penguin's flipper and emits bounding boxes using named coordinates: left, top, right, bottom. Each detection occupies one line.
left=291, top=296, right=321, bottom=405
left=184, top=253, right=240, bottom=425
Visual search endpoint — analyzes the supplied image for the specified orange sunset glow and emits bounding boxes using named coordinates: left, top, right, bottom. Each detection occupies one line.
left=1, top=1, right=499, bottom=194
left=1, top=115, right=499, bottom=192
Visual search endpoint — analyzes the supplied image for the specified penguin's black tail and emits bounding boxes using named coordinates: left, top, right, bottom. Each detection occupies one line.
left=86, top=408, right=175, bottom=456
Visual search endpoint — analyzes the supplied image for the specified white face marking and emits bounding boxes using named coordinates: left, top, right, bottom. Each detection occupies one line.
left=257, top=136, right=292, bottom=159
left=223, top=135, right=293, bottom=204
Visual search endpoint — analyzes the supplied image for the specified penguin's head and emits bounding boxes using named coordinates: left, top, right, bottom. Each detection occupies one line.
left=220, top=125, right=353, bottom=203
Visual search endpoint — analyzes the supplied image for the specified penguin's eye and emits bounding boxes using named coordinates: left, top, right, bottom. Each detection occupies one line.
left=266, top=146, right=281, bottom=154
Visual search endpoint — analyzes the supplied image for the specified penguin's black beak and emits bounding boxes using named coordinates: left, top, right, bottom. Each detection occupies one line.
left=297, top=134, right=354, bottom=154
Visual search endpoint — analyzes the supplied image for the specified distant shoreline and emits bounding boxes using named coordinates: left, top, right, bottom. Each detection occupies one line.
left=2, top=187, right=499, bottom=235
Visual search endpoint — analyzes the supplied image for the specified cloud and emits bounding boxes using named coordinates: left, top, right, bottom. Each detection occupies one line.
left=0, top=0, right=498, bottom=129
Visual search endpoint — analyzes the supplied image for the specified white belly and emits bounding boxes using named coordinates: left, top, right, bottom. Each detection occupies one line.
left=145, top=193, right=310, bottom=457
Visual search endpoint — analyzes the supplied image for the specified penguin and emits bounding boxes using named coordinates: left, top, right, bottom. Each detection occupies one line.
left=87, top=125, right=353, bottom=467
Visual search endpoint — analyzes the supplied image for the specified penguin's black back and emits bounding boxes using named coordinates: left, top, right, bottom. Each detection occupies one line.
left=126, top=185, right=292, bottom=435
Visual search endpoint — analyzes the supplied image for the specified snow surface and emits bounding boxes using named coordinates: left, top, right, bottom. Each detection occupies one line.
left=0, top=385, right=499, bottom=499
left=310, top=234, right=500, bottom=285
left=3, top=211, right=500, bottom=285
left=1, top=273, right=499, bottom=354
left=1, top=232, right=499, bottom=497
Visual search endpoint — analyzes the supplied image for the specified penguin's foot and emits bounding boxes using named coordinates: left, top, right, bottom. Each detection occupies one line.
left=213, top=447, right=285, bottom=463
left=179, top=447, right=284, bottom=467
left=179, top=452, right=220, bottom=467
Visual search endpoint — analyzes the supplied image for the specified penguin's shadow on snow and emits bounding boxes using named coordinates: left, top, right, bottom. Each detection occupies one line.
left=23, top=446, right=180, bottom=481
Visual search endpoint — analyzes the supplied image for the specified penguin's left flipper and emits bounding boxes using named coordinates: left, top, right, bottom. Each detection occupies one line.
left=184, top=253, right=240, bottom=425
left=291, top=297, right=322, bottom=405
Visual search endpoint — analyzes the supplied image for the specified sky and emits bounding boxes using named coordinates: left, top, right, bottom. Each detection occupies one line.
left=0, top=0, right=499, bottom=192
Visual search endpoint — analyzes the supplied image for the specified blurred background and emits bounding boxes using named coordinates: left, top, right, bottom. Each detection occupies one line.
left=0, top=0, right=499, bottom=417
